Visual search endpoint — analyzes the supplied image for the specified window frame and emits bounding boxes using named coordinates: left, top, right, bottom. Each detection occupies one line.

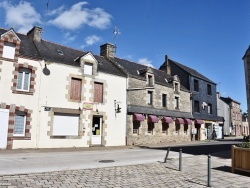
left=194, top=100, right=200, bottom=113
left=147, top=91, right=153, bottom=105
left=94, top=82, right=104, bottom=103
left=208, top=103, right=212, bottom=114
left=194, top=79, right=199, bottom=92
left=70, top=78, right=82, bottom=101
left=174, top=96, right=179, bottom=109
left=84, top=62, right=93, bottom=75
left=162, top=94, right=167, bottom=107
left=147, top=122, right=154, bottom=134
left=16, top=67, right=31, bottom=92
left=13, top=111, right=26, bottom=136
left=133, top=121, right=140, bottom=135
left=2, top=42, right=16, bottom=59
left=207, top=84, right=212, bottom=95
left=162, top=122, right=169, bottom=135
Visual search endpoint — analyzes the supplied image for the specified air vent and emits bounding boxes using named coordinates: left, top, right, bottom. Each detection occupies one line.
left=57, top=50, right=64, bottom=56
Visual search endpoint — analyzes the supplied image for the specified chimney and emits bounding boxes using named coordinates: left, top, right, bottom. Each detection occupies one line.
left=165, top=55, right=171, bottom=75
left=100, top=43, right=115, bottom=58
left=27, top=26, right=42, bottom=42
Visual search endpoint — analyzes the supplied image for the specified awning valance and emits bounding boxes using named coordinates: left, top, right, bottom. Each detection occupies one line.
left=184, top=118, right=192, bottom=125
left=133, top=113, right=145, bottom=121
left=195, top=119, right=204, bottom=124
left=176, top=118, right=184, bottom=124
left=162, top=117, right=173, bottom=123
left=148, top=115, right=158, bottom=123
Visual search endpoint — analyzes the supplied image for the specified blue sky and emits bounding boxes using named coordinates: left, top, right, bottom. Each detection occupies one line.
left=0, top=0, right=249, bottom=112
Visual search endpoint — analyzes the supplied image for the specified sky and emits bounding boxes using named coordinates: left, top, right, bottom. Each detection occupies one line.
left=0, top=0, right=249, bottom=112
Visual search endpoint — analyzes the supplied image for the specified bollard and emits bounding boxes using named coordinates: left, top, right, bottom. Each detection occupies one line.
left=208, top=154, right=211, bottom=187
left=179, top=148, right=182, bottom=171
left=164, top=147, right=170, bottom=163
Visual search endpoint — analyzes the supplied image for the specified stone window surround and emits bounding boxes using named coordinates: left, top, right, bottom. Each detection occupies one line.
left=90, top=78, right=107, bottom=104
left=66, top=74, right=87, bottom=102
left=80, top=58, right=98, bottom=77
left=12, top=63, right=37, bottom=95
left=0, top=102, right=32, bottom=149
left=48, top=107, right=84, bottom=139
left=0, top=30, right=21, bottom=62
left=146, top=73, right=154, bottom=87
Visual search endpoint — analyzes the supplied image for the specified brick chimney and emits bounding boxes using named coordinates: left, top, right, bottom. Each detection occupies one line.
left=165, top=55, right=171, bottom=75
left=27, top=26, right=42, bottom=42
left=100, top=43, right=115, bottom=58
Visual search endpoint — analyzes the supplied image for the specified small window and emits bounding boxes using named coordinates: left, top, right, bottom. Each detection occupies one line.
left=94, top=82, right=103, bottom=103
left=2, top=42, right=16, bottom=59
left=84, top=63, right=93, bottom=75
left=175, top=123, right=180, bottom=134
left=207, top=103, right=212, bottom=114
left=162, top=94, right=167, bottom=107
left=147, top=91, right=153, bottom=105
left=194, top=100, right=200, bottom=113
left=174, top=83, right=178, bottom=92
left=184, top=124, right=188, bottom=134
left=207, top=84, right=212, bottom=95
left=14, top=111, right=26, bottom=136
left=147, top=75, right=153, bottom=86
left=194, top=79, right=199, bottom=92
left=148, top=122, right=154, bottom=134
left=133, top=121, right=140, bottom=135
left=174, top=97, right=179, bottom=109
left=16, top=68, right=31, bottom=91
left=162, top=123, right=169, bottom=135
left=70, top=78, right=82, bottom=101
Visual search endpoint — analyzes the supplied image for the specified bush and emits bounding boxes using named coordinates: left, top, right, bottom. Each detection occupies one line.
left=237, top=142, right=250, bottom=148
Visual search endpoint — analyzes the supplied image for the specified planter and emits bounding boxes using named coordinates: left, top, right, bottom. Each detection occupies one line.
left=231, top=145, right=250, bottom=173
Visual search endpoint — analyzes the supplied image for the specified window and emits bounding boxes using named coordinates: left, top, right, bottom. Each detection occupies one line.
left=147, top=75, right=153, bottom=86
left=175, top=123, right=180, bottom=134
left=207, top=84, right=212, bottom=95
left=162, top=123, right=169, bottom=135
left=147, top=91, right=153, bottom=105
left=94, top=82, right=103, bottom=103
left=148, top=122, right=154, bottom=134
left=174, top=97, right=179, bottom=109
left=208, top=103, right=212, bottom=114
left=194, top=79, right=199, bottom=92
left=2, top=42, right=16, bottom=59
left=84, top=63, right=93, bottom=75
left=184, top=124, right=188, bottom=134
left=194, top=100, right=200, bottom=113
left=16, top=68, right=31, bottom=91
left=174, top=83, right=178, bottom=92
left=70, top=78, right=82, bottom=101
left=133, top=121, right=140, bottom=135
left=162, top=94, right=167, bottom=107
left=14, top=111, right=26, bottom=136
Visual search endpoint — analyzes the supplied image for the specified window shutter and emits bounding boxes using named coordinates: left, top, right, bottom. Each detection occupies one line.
left=94, top=82, right=103, bottom=103
left=70, top=78, right=82, bottom=101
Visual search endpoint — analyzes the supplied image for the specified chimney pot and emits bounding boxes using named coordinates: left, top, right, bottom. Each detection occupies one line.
left=100, top=43, right=115, bottom=58
left=27, top=26, right=42, bottom=42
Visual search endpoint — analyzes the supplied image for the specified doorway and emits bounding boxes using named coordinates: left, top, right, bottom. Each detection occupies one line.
left=91, top=116, right=102, bottom=145
left=0, top=109, right=9, bottom=149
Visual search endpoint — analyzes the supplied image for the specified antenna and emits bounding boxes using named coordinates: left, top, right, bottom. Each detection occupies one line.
left=42, top=0, right=50, bottom=32
left=113, top=26, right=120, bottom=54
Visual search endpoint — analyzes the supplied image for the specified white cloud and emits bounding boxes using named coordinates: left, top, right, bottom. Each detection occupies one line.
left=48, top=2, right=112, bottom=30
left=80, top=35, right=101, bottom=49
left=47, top=5, right=64, bottom=16
left=63, top=32, right=76, bottom=43
left=0, top=1, right=41, bottom=33
left=138, top=58, right=154, bottom=67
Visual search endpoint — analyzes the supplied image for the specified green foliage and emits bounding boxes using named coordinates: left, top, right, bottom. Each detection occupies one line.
left=238, top=142, right=250, bottom=148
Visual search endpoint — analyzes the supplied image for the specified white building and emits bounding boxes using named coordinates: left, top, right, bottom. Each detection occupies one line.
left=0, top=26, right=127, bottom=149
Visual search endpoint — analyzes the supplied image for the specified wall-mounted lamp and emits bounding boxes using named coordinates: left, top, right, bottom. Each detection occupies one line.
left=114, top=100, right=121, bottom=115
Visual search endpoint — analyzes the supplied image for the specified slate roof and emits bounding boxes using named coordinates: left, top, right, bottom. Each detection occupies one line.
left=114, top=57, right=189, bottom=92
left=161, top=58, right=216, bottom=84
left=220, top=96, right=240, bottom=105
left=243, top=45, right=250, bottom=59
left=0, top=28, right=126, bottom=78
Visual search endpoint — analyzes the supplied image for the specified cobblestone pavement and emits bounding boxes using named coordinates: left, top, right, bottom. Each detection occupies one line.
left=0, top=162, right=207, bottom=188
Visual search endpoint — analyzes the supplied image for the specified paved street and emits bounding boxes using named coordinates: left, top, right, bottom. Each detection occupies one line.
left=0, top=138, right=250, bottom=187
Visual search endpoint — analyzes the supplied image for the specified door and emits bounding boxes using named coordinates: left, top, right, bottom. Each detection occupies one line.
left=91, top=116, right=102, bottom=145
left=0, top=109, right=9, bottom=149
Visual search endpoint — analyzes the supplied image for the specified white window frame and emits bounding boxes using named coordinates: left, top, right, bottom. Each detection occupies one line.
left=147, top=91, right=153, bottom=105
left=208, top=104, right=212, bottom=114
left=174, top=97, right=179, bottom=109
left=13, top=112, right=26, bottom=136
left=84, top=63, right=93, bottom=75
left=2, top=42, right=15, bottom=59
left=16, top=68, right=31, bottom=91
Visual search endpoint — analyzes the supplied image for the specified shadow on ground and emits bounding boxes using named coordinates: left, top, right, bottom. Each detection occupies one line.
left=213, top=166, right=250, bottom=177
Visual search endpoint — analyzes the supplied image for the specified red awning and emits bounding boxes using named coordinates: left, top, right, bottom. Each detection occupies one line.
left=184, top=118, right=192, bottom=125
left=162, top=117, right=173, bottom=123
left=148, top=115, right=158, bottom=123
left=133, top=113, right=145, bottom=121
left=195, top=119, right=204, bottom=124
left=176, top=118, right=184, bottom=124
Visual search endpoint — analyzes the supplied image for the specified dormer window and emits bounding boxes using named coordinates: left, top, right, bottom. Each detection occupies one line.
left=174, top=83, right=179, bottom=92
left=2, top=42, right=16, bottom=59
left=84, top=62, right=93, bottom=75
left=148, top=75, right=153, bottom=86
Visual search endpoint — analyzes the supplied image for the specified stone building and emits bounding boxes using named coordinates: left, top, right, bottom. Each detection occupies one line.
left=100, top=43, right=193, bottom=145
left=160, top=56, right=223, bottom=140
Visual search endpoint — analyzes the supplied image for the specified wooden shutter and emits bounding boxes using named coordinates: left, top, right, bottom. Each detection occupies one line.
left=94, top=82, right=103, bottom=103
left=70, top=78, right=82, bottom=101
